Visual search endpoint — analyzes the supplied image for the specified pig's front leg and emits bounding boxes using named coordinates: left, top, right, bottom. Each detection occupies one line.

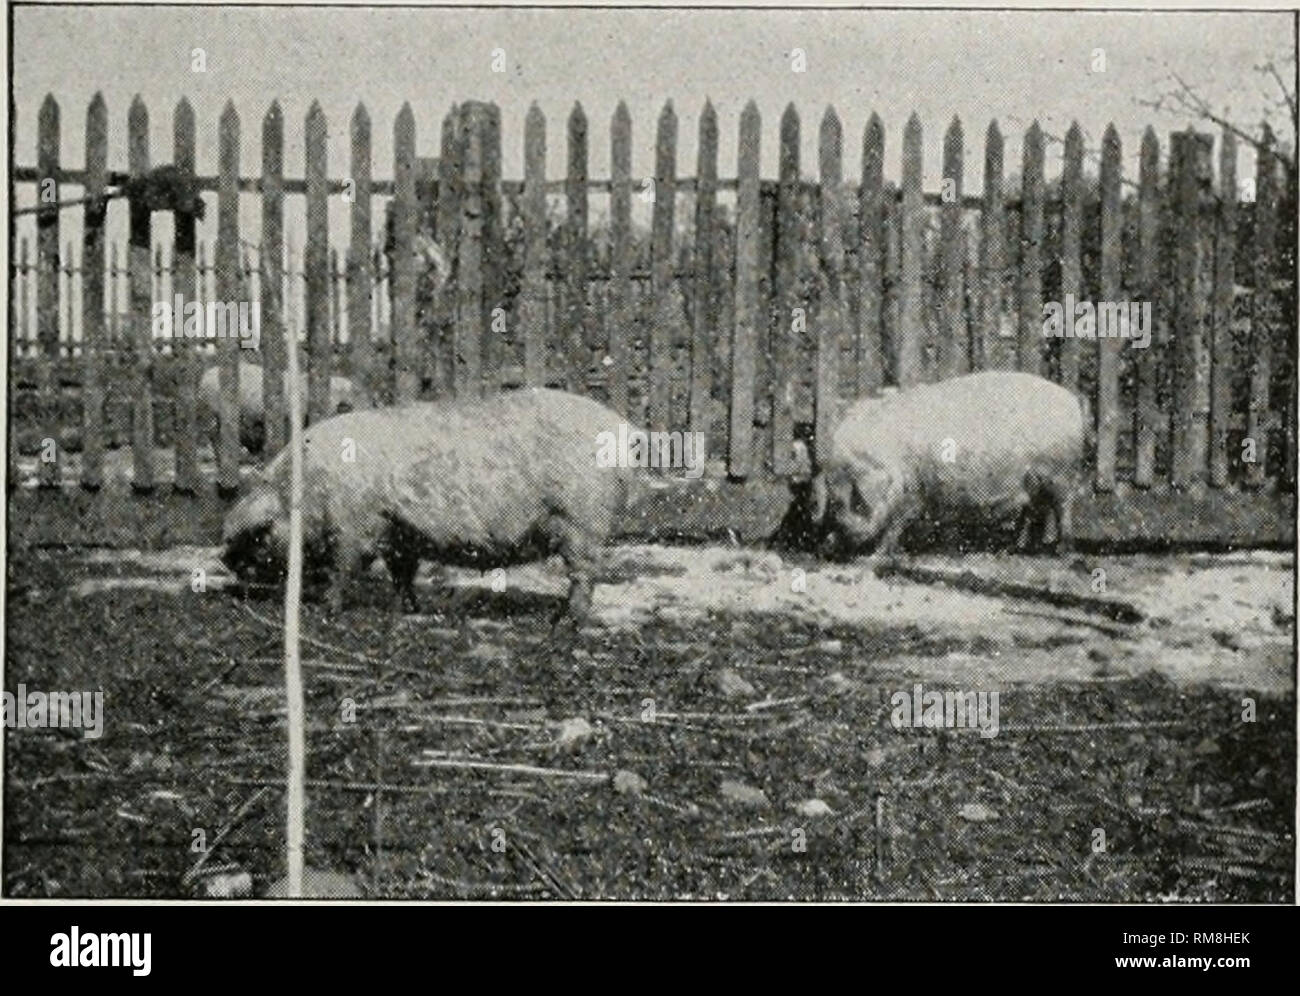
left=550, top=515, right=596, bottom=626
left=325, top=536, right=374, bottom=617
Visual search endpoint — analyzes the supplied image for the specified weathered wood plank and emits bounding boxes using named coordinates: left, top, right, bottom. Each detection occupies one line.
left=481, top=103, right=503, bottom=392
left=1209, top=127, right=1236, bottom=488
left=81, top=93, right=108, bottom=490
left=455, top=103, right=484, bottom=397
left=815, top=105, right=845, bottom=468
left=1134, top=127, right=1160, bottom=488
left=37, top=94, right=62, bottom=488
left=977, top=121, right=1005, bottom=372
left=170, top=97, right=199, bottom=491
left=519, top=103, right=548, bottom=391
left=1058, top=122, right=1084, bottom=390
left=1171, top=129, right=1211, bottom=487
left=304, top=102, right=331, bottom=420
left=856, top=112, right=885, bottom=395
left=128, top=96, right=156, bottom=491
left=690, top=100, right=718, bottom=440
left=898, top=113, right=924, bottom=387
left=391, top=102, right=419, bottom=402
left=607, top=101, right=631, bottom=414
left=938, top=116, right=964, bottom=379
left=565, top=102, right=589, bottom=394
left=215, top=100, right=242, bottom=494
left=649, top=101, right=678, bottom=435
left=729, top=100, right=761, bottom=479
left=347, top=102, right=372, bottom=406
left=1246, top=126, right=1278, bottom=489
left=435, top=105, right=462, bottom=397
left=262, top=101, right=286, bottom=457
left=772, top=103, right=800, bottom=472
left=1095, top=124, right=1122, bottom=492
left=1017, top=121, right=1044, bottom=376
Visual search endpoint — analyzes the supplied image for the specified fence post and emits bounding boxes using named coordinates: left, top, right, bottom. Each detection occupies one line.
left=171, top=98, right=199, bottom=492
left=216, top=100, right=242, bottom=495
left=772, top=103, right=800, bottom=473
left=1058, top=122, right=1084, bottom=391
left=1170, top=129, right=1211, bottom=488
left=9, top=237, right=27, bottom=488
left=37, top=94, right=62, bottom=488
left=455, top=103, right=484, bottom=397
left=1017, top=121, right=1044, bottom=376
left=128, top=96, right=156, bottom=492
left=815, top=105, right=845, bottom=468
left=1095, top=124, right=1122, bottom=492
left=565, top=102, right=589, bottom=395
left=81, top=93, right=108, bottom=491
left=435, top=105, right=462, bottom=398
left=521, top=103, right=548, bottom=391
left=481, top=104, right=503, bottom=394
left=978, top=121, right=1005, bottom=372
left=391, top=102, right=418, bottom=403
left=729, top=100, right=761, bottom=480
left=1246, top=125, right=1278, bottom=489
left=262, top=101, right=286, bottom=457
left=304, top=102, right=331, bottom=419
left=346, top=103, right=372, bottom=408
left=691, top=100, right=718, bottom=442
left=607, top=102, right=631, bottom=414
left=1134, top=127, right=1160, bottom=488
left=857, top=113, right=885, bottom=395
left=898, top=113, right=924, bottom=387
left=649, top=100, right=678, bottom=436
left=1209, top=127, right=1237, bottom=488
left=938, top=116, right=965, bottom=380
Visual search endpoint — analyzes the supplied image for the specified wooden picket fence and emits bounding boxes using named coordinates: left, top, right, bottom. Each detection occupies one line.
left=10, top=93, right=1297, bottom=507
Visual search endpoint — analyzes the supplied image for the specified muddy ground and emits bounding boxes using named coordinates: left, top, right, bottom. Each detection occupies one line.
left=4, top=492, right=1294, bottom=900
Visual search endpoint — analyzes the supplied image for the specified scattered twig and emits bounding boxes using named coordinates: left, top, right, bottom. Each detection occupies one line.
left=228, top=777, right=473, bottom=795
left=721, top=826, right=786, bottom=839
left=1001, top=606, right=1140, bottom=639
left=1177, top=820, right=1287, bottom=842
left=240, top=603, right=386, bottom=667
left=512, top=836, right=579, bottom=900
left=744, top=695, right=809, bottom=713
left=413, top=757, right=610, bottom=783
left=876, top=560, right=1145, bottom=624
left=1001, top=719, right=1190, bottom=734
left=181, top=786, right=271, bottom=888
left=422, top=696, right=543, bottom=708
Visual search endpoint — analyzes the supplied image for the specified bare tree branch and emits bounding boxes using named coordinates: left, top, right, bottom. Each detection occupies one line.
left=1136, top=70, right=1296, bottom=173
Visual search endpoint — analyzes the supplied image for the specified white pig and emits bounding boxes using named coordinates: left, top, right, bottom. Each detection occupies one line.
left=221, top=388, right=639, bottom=622
left=813, top=371, right=1085, bottom=555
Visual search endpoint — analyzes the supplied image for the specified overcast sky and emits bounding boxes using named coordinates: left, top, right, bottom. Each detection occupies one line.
left=11, top=4, right=1296, bottom=245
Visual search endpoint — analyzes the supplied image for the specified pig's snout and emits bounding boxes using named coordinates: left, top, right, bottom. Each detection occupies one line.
left=221, top=524, right=285, bottom=586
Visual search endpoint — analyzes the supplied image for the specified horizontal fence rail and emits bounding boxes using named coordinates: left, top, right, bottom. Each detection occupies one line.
left=9, top=93, right=1297, bottom=518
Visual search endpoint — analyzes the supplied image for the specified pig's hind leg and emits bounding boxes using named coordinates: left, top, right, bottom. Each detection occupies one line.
left=378, top=519, right=423, bottom=613
left=1019, top=470, right=1073, bottom=554
left=1043, top=475, right=1075, bottom=554
left=384, top=545, right=422, bottom=614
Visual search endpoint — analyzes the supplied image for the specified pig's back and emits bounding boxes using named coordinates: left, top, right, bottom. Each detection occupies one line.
left=832, top=372, right=1083, bottom=504
left=265, top=389, right=632, bottom=543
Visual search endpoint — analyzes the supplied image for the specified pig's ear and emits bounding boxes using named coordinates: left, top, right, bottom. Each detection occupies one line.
left=222, top=485, right=283, bottom=542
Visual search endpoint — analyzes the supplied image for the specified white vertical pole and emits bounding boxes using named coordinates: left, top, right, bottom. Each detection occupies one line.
left=283, top=237, right=306, bottom=898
